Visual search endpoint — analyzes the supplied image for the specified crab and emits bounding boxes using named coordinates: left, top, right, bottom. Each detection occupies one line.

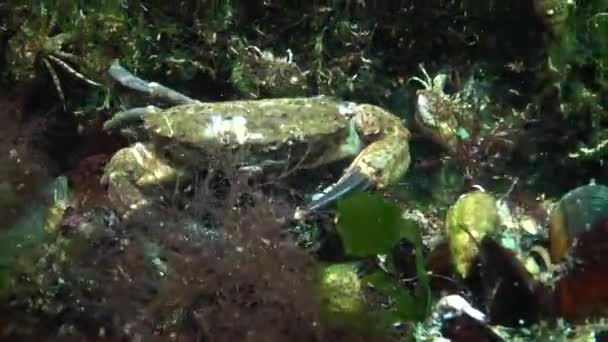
left=410, top=64, right=468, bottom=154
left=7, top=11, right=101, bottom=106
left=101, top=61, right=412, bottom=219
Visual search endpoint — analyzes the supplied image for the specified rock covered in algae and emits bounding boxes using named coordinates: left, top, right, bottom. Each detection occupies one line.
left=445, top=191, right=499, bottom=279
left=319, top=263, right=364, bottom=325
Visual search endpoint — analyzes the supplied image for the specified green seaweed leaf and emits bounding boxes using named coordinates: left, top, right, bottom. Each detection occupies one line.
left=336, top=192, right=432, bottom=321
left=336, top=192, right=401, bottom=257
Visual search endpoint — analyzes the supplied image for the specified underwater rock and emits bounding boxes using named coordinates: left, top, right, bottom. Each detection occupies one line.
left=319, top=262, right=364, bottom=323
left=445, top=191, right=499, bottom=279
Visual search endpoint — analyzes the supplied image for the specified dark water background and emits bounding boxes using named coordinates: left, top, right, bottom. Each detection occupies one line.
left=1, top=1, right=608, bottom=341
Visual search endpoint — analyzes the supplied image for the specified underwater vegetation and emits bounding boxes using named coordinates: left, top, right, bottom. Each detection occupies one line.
left=0, top=164, right=395, bottom=341
left=4, top=0, right=608, bottom=341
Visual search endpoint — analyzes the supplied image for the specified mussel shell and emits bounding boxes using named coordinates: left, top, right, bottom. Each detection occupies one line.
left=555, top=217, right=608, bottom=321
left=441, top=313, right=505, bottom=342
left=477, top=237, right=546, bottom=326
left=549, top=184, right=608, bottom=262
left=445, top=191, right=498, bottom=279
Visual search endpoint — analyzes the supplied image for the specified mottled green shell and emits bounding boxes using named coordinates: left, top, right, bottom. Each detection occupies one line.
left=144, top=97, right=362, bottom=169
left=445, top=191, right=498, bottom=279
left=549, top=184, right=608, bottom=262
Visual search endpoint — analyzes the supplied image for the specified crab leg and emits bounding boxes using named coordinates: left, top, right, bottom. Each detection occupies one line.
left=295, top=104, right=411, bottom=219
left=296, top=170, right=372, bottom=219
left=103, top=106, right=161, bottom=132
left=109, top=61, right=200, bottom=105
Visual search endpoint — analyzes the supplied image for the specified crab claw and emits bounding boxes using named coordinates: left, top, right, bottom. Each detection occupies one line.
left=294, top=170, right=372, bottom=220
left=294, top=104, right=411, bottom=220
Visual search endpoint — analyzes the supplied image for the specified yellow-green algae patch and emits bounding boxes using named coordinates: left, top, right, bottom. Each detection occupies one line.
left=445, top=191, right=498, bottom=279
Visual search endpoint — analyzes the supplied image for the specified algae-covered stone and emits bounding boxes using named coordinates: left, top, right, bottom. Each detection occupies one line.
left=445, top=191, right=498, bottom=278
left=319, top=263, right=364, bottom=325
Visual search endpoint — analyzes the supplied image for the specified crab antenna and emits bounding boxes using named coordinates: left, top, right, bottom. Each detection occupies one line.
left=109, top=60, right=200, bottom=105
left=294, top=170, right=371, bottom=220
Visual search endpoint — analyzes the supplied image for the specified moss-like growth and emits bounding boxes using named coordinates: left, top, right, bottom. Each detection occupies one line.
left=0, top=159, right=393, bottom=341
left=319, top=262, right=365, bottom=324
left=231, top=46, right=309, bottom=98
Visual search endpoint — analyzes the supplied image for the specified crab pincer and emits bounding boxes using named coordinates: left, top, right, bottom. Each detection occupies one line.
left=294, top=104, right=411, bottom=219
